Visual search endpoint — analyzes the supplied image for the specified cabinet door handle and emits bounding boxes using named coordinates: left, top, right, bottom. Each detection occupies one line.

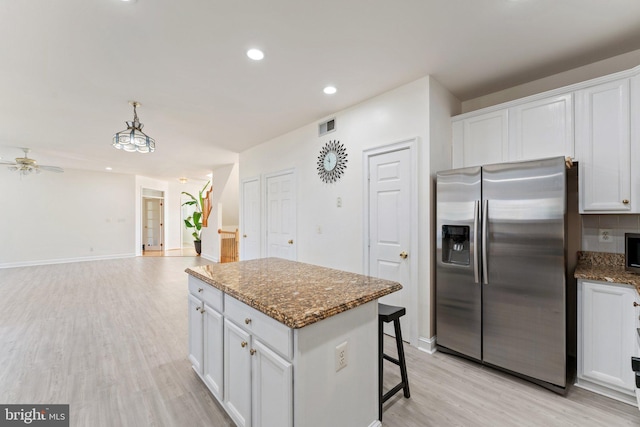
left=241, top=341, right=248, bottom=348
left=634, top=301, right=639, bottom=307
left=250, top=349, right=256, bottom=356
left=198, top=288, right=203, bottom=293
left=399, top=251, right=408, bottom=259
left=245, top=318, right=252, bottom=325
left=288, top=239, right=294, bottom=244
left=195, top=306, right=201, bottom=312
left=623, top=199, right=630, bottom=205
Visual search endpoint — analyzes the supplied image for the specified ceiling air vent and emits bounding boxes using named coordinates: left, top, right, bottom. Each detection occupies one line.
left=319, top=118, right=336, bottom=136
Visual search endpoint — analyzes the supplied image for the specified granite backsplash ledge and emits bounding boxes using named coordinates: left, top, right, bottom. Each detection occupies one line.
left=577, top=251, right=625, bottom=267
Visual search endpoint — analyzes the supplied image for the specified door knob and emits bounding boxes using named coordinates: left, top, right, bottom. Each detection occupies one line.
left=400, top=251, right=408, bottom=259
left=243, top=234, right=247, bottom=238
left=288, top=240, right=294, bottom=244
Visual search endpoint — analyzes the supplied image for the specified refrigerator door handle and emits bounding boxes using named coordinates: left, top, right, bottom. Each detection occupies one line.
left=473, top=200, right=480, bottom=284
left=482, top=199, right=489, bottom=285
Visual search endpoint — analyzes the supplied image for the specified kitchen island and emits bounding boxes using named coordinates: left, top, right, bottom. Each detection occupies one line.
left=185, top=258, right=402, bottom=427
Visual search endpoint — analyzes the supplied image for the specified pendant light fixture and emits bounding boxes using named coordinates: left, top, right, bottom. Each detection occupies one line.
left=112, top=101, right=155, bottom=153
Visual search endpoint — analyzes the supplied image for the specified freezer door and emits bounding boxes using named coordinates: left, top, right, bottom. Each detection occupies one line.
left=482, top=157, right=566, bottom=387
left=436, top=167, right=482, bottom=360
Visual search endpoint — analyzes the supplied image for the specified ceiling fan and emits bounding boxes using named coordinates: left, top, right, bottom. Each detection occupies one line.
left=0, top=148, right=64, bottom=176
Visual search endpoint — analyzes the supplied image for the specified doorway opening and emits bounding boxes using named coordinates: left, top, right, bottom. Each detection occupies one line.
left=141, top=188, right=164, bottom=254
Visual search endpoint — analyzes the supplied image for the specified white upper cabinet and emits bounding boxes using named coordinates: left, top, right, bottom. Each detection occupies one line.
left=509, top=94, right=573, bottom=161
left=576, top=78, right=631, bottom=213
left=452, top=109, right=508, bottom=168
left=452, top=95, right=573, bottom=169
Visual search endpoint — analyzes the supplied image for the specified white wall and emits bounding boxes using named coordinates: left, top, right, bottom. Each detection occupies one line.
left=201, top=163, right=240, bottom=261
left=240, top=76, right=460, bottom=345
left=462, top=48, right=640, bottom=112
left=426, top=77, right=461, bottom=338
left=0, top=168, right=136, bottom=267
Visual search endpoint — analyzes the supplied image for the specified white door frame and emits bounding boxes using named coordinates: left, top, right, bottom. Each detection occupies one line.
left=239, top=176, right=261, bottom=260
left=263, top=168, right=296, bottom=260
left=363, top=137, right=419, bottom=345
left=141, top=192, right=165, bottom=251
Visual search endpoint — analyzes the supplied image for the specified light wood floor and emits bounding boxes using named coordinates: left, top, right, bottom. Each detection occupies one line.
left=142, top=246, right=199, bottom=257
left=0, top=257, right=638, bottom=426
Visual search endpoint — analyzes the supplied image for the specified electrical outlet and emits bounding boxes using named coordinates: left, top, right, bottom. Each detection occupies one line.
left=335, top=341, right=348, bottom=372
left=599, top=228, right=613, bottom=243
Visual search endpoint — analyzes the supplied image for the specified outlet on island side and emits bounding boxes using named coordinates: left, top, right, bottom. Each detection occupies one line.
left=335, top=341, right=348, bottom=372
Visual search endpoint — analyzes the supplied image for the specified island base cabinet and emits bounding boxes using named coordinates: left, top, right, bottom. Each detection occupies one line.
left=189, top=274, right=383, bottom=427
left=224, top=319, right=252, bottom=427
left=203, top=304, right=224, bottom=401
left=188, top=294, right=204, bottom=374
left=189, top=285, right=224, bottom=402
left=252, top=339, right=293, bottom=427
left=224, top=319, right=293, bottom=427
left=293, top=301, right=379, bottom=427
left=577, top=280, right=640, bottom=404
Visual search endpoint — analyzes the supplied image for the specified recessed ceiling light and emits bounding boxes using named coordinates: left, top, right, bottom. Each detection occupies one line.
left=105, top=167, right=113, bottom=171
left=178, top=177, right=188, bottom=184
left=323, top=86, right=337, bottom=95
left=247, top=49, right=264, bottom=61
left=121, top=0, right=137, bottom=3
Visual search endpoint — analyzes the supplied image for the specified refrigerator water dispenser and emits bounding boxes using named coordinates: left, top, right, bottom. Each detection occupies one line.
left=442, top=225, right=470, bottom=266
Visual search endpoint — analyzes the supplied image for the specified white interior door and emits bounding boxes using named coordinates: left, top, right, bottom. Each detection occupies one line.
left=241, top=178, right=261, bottom=260
left=368, top=147, right=413, bottom=341
left=143, top=197, right=163, bottom=251
left=266, top=171, right=296, bottom=260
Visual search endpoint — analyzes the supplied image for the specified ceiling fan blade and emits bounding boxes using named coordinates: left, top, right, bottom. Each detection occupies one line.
left=0, top=160, right=18, bottom=165
left=38, top=165, right=64, bottom=173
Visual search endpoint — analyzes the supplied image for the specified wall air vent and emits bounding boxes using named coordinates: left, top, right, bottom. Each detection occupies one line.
left=319, top=118, right=336, bottom=136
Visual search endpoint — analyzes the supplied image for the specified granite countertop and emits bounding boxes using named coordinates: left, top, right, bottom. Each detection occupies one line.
left=185, top=258, right=402, bottom=329
left=574, top=251, right=640, bottom=293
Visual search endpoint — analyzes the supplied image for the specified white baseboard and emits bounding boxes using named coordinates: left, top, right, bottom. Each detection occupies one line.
left=574, top=379, right=637, bottom=406
left=368, top=420, right=382, bottom=427
left=200, top=253, right=218, bottom=263
left=418, top=335, right=437, bottom=354
left=0, top=253, right=136, bottom=269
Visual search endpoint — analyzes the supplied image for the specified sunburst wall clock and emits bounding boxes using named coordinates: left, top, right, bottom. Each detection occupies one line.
left=317, top=140, right=348, bottom=183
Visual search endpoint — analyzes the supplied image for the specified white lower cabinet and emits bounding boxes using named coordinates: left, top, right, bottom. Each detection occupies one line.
left=577, top=279, right=640, bottom=404
left=188, top=277, right=224, bottom=401
left=188, top=293, right=204, bottom=374
left=203, top=304, right=224, bottom=401
left=223, top=308, right=293, bottom=427
left=252, top=339, right=292, bottom=427
left=224, top=319, right=253, bottom=427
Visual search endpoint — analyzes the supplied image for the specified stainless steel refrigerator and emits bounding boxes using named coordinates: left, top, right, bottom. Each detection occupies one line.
left=436, top=156, right=568, bottom=391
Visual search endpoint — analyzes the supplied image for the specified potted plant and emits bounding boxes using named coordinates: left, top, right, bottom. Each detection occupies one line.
left=181, top=180, right=211, bottom=255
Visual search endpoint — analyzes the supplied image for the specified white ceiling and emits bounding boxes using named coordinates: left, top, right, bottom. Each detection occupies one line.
left=1, top=0, right=640, bottom=180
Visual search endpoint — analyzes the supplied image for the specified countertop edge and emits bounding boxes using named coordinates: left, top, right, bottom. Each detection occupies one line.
left=185, top=267, right=402, bottom=329
left=573, top=252, right=640, bottom=294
